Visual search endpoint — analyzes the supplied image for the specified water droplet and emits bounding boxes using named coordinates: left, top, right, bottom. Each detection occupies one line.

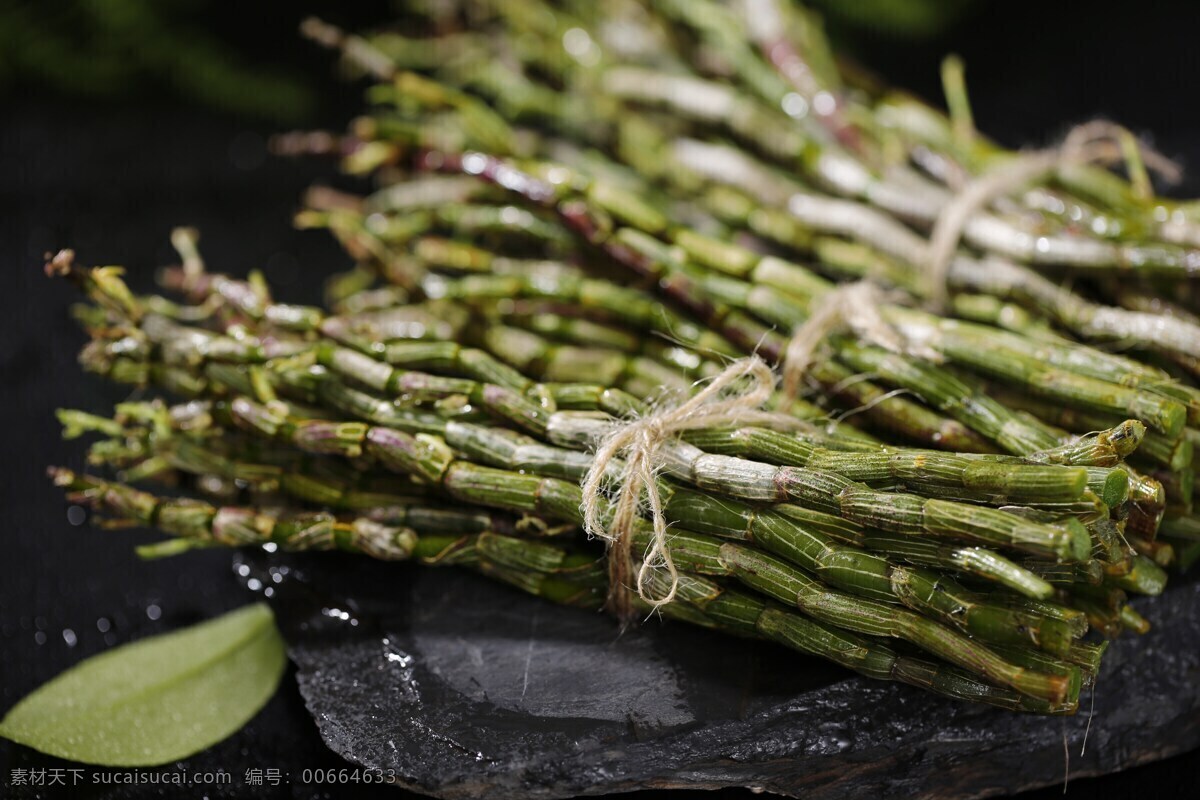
left=385, top=649, right=412, bottom=666
left=462, top=152, right=487, bottom=175
left=146, top=604, right=162, bottom=621
left=365, top=212, right=387, bottom=234
left=96, top=617, right=111, bottom=633
left=34, top=631, right=47, bottom=645
left=246, top=578, right=263, bottom=592
left=62, top=628, right=77, bottom=647
left=782, top=92, right=809, bottom=119
left=66, top=505, right=87, bottom=526
left=562, top=27, right=600, bottom=66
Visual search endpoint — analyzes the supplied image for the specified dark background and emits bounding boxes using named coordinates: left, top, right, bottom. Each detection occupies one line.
left=2, top=1, right=1198, bottom=797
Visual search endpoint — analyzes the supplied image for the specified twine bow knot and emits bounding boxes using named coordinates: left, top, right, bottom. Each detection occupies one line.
left=782, top=280, right=940, bottom=399
left=925, top=120, right=1182, bottom=308
left=580, top=357, right=778, bottom=620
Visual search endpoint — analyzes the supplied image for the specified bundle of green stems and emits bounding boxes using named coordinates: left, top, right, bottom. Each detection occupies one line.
left=49, top=0, right=1200, bottom=715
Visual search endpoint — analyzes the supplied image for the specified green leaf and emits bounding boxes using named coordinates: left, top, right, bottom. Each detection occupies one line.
left=0, top=603, right=287, bottom=766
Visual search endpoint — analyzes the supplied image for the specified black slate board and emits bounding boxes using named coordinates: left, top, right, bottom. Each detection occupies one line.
left=237, top=552, right=1200, bottom=799
left=7, top=6, right=1200, bottom=796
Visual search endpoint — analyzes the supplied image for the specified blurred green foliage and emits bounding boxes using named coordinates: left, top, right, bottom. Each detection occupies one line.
left=808, top=0, right=979, bottom=38
left=0, top=0, right=314, bottom=121
left=0, top=0, right=975, bottom=121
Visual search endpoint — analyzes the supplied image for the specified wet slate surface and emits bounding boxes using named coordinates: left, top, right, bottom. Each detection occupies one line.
left=7, top=4, right=1200, bottom=796
left=240, top=552, right=1200, bottom=799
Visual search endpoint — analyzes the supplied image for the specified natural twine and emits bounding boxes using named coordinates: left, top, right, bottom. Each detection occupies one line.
left=782, top=280, right=940, bottom=400
left=580, top=357, right=789, bottom=620
left=925, top=120, right=1182, bottom=308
